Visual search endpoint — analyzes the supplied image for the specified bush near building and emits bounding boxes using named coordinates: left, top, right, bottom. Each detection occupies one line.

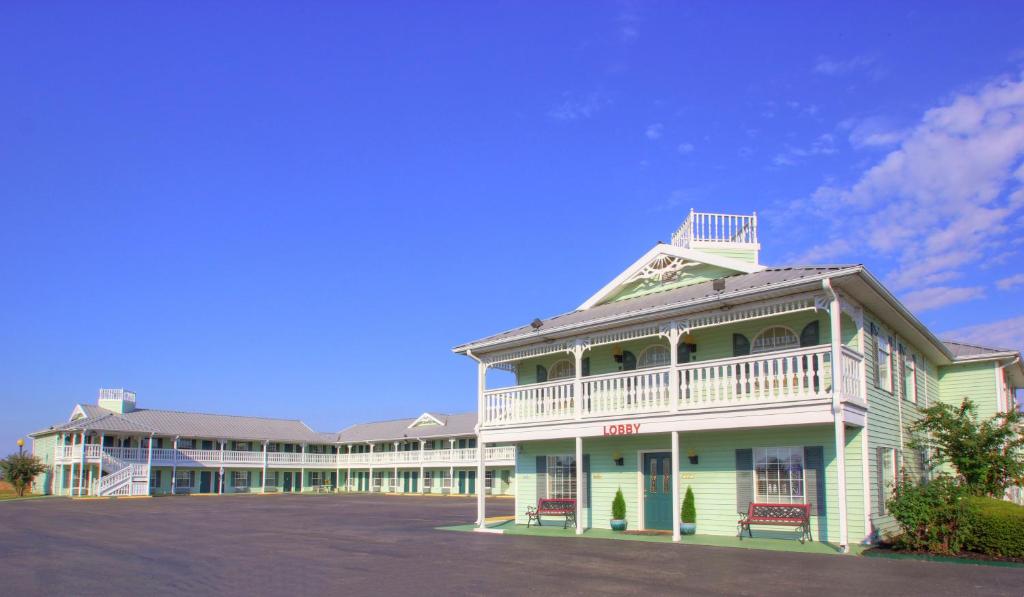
left=965, top=497, right=1024, bottom=558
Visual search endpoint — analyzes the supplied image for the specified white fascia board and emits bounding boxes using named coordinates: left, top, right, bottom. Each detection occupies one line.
left=454, top=267, right=854, bottom=356
left=576, top=244, right=766, bottom=311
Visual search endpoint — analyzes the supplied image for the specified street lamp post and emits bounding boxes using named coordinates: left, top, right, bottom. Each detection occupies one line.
left=17, top=438, right=24, bottom=456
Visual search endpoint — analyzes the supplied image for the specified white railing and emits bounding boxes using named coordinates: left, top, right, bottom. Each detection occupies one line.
left=484, top=345, right=855, bottom=427
left=840, top=346, right=863, bottom=403
left=672, top=210, right=757, bottom=247
left=482, top=378, right=574, bottom=426
left=97, top=464, right=132, bottom=496
left=583, top=366, right=672, bottom=417
left=55, top=444, right=517, bottom=468
left=680, top=345, right=830, bottom=406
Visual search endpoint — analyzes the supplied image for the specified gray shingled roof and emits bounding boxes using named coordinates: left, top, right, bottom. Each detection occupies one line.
left=34, top=406, right=330, bottom=443
left=335, top=413, right=477, bottom=443
left=943, top=340, right=1018, bottom=359
left=456, top=266, right=858, bottom=350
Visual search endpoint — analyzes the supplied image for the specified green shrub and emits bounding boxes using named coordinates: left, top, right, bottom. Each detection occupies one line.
left=681, top=485, right=696, bottom=523
left=612, top=488, right=626, bottom=520
left=886, top=475, right=974, bottom=555
left=965, top=497, right=1024, bottom=558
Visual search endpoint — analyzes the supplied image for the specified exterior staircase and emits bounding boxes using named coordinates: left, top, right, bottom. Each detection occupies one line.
left=97, top=451, right=150, bottom=497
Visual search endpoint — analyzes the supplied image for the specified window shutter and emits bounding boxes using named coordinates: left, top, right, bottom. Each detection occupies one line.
left=733, top=334, right=750, bottom=357
left=803, top=446, right=825, bottom=516
left=581, top=357, right=590, bottom=377
left=622, top=350, right=637, bottom=371
left=898, top=344, right=907, bottom=400
left=888, top=336, right=896, bottom=391
left=677, top=342, right=692, bottom=364
left=735, top=449, right=753, bottom=514
left=800, top=321, right=820, bottom=347
left=875, top=447, right=885, bottom=515
left=582, top=454, right=591, bottom=509
left=246, top=471, right=252, bottom=487
left=536, top=365, right=548, bottom=383
left=536, top=456, right=547, bottom=501
left=869, top=323, right=880, bottom=387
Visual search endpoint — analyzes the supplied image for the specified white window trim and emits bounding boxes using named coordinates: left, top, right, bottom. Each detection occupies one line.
left=546, top=454, right=577, bottom=499
left=751, top=326, right=800, bottom=355
left=638, top=344, right=671, bottom=369
left=876, top=333, right=893, bottom=393
left=548, top=359, right=575, bottom=380
left=753, top=446, right=806, bottom=504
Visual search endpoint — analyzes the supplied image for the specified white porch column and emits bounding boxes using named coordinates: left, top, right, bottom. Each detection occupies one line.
left=575, top=436, right=583, bottom=535
left=671, top=431, right=681, bottom=542
left=419, top=440, right=425, bottom=494
left=476, top=436, right=486, bottom=529
left=668, top=323, right=682, bottom=412
left=347, top=444, right=353, bottom=491
left=262, top=441, right=268, bottom=493
left=449, top=438, right=455, bottom=494
left=145, top=433, right=154, bottom=496
left=300, top=443, right=306, bottom=493
left=393, top=441, right=400, bottom=493
left=368, top=442, right=374, bottom=492
left=77, top=431, right=86, bottom=497
left=573, top=340, right=585, bottom=419
left=824, top=279, right=849, bottom=551
left=219, top=441, right=225, bottom=495
left=171, top=436, right=179, bottom=495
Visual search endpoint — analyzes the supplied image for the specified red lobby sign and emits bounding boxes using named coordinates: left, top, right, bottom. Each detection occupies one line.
left=603, top=423, right=641, bottom=436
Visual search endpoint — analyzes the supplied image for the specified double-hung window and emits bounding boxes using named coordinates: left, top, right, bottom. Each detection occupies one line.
left=546, top=455, right=577, bottom=499
left=754, top=447, right=805, bottom=504
left=423, top=471, right=434, bottom=488
left=232, top=471, right=249, bottom=489
left=903, top=352, right=917, bottom=403
left=876, top=332, right=892, bottom=393
left=176, top=470, right=195, bottom=489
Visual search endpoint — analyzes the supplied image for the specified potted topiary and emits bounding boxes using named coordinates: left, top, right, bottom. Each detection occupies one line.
left=610, top=488, right=627, bottom=531
left=680, top=485, right=697, bottom=535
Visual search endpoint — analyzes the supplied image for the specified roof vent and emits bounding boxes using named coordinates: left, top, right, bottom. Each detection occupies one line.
left=530, top=318, right=543, bottom=330
left=713, top=279, right=726, bottom=292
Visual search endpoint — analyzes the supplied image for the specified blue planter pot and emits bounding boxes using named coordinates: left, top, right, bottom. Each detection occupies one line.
left=680, top=522, right=697, bottom=535
left=610, top=519, right=628, bottom=531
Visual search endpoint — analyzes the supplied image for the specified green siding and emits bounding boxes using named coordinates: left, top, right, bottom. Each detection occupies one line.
left=31, top=434, right=57, bottom=495
left=692, top=247, right=759, bottom=264
left=514, top=426, right=864, bottom=544
left=938, top=361, right=998, bottom=419
left=606, top=264, right=739, bottom=303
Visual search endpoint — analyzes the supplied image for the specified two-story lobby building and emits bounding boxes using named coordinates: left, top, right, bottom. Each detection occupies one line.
left=455, top=210, right=1024, bottom=550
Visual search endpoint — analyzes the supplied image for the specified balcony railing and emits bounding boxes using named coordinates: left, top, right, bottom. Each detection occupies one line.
left=482, top=345, right=864, bottom=427
left=54, top=445, right=516, bottom=467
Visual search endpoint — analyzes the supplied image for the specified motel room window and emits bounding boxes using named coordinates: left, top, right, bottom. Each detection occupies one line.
left=232, top=471, right=249, bottom=489
left=176, top=470, right=195, bottom=489
left=485, top=470, right=495, bottom=489
left=178, top=439, right=196, bottom=450
left=423, top=471, right=434, bottom=488
left=310, top=471, right=323, bottom=486
left=638, top=345, right=670, bottom=368
left=754, top=447, right=805, bottom=504
left=878, top=447, right=899, bottom=514
left=903, top=351, right=918, bottom=404
left=877, top=335, right=893, bottom=392
left=235, top=442, right=251, bottom=452
left=501, top=470, right=510, bottom=484
left=751, top=326, right=800, bottom=354
left=549, top=359, right=575, bottom=380
left=547, top=455, right=577, bottom=499
left=149, top=469, right=162, bottom=490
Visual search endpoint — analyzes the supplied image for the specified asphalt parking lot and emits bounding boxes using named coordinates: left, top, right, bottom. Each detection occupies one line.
left=0, top=493, right=1021, bottom=596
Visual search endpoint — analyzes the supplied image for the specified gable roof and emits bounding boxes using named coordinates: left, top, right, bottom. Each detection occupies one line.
left=335, top=412, right=477, bottom=443
left=32, top=406, right=330, bottom=443
left=455, top=266, right=855, bottom=353
left=943, top=340, right=1020, bottom=360
left=577, top=244, right=765, bottom=310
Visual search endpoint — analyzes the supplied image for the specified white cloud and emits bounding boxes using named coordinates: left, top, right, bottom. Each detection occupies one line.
left=547, top=92, right=610, bottom=121
left=645, top=123, right=664, bottom=140
left=814, top=54, right=878, bottom=76
left=943, top=315, right=1024, bottom=352
left=997, top=273, right=1024, bottom=289
left=772, top=134, right=837, bottom=166
left=781, top=73, right=1024, bottom=300
left=900, top=286, right=986, bottom=312
left=677, top=142, right=695, bottom=154
left=842, top=116, right=908, bottom=148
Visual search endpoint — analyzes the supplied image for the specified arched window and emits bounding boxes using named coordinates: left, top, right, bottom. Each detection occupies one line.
left=549, top=359, right=575, bottom=380
left=751, top=326, right=800, bottom=354
left=638, top=345, right=671, bottom=368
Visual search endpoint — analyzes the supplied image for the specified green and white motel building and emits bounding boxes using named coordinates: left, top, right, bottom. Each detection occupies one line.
left=30, top=394, right=515, bottom=499
left=456, top=210, right=1023, bottom=550
left=26, top=210, right=1023, bottom=551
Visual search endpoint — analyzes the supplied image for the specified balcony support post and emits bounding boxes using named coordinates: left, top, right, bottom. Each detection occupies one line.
left=77, top=431, right=85, bottom=497
left=394, top=441, right=399, bottom=493
left=219, top=441, right=225, bottom=495
left=145, top=432, right=154, bottom=497
left=347, top=444, right=353, bottom=492
left=575, top=436, right=584, bottom=535
left=368, top=442, right=374, bottom=492
left=171, top=436, right=179, bottom=495
left=262, top=441, right=268, bottom=494
left=419, top=440, right=425, bottom=494
left=672, top=430, right=681, bottom=542
left=573, top=339, right=586, bottom=419
left=665, top=322, right=683, bottom=412
left=823, top=278, right=849, bottom=552
left=300, top=443, right=306, bottom=494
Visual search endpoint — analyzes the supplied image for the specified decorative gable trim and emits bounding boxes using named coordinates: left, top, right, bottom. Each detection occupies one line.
left=577, top=244, right=765, bottom=310
left=70, top=404, right=88, bottom=421
left=408, top=413, right=445, bottom=428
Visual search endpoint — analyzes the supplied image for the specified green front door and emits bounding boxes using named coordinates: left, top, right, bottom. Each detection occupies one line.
left=403, top=472, right=410, bottom=492
left=643, top=452, right=673, bottom=530
left=468, top=471, right=476, bottom=495
left=458, top=471, right=466, bottom=494
left=283, top=471, right=292, bottom=492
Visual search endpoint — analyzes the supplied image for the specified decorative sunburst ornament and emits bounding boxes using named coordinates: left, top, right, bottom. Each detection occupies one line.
left=626, top=255, right=693, bottom=284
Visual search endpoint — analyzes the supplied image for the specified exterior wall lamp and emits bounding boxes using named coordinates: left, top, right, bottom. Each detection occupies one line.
left=612, top=345, right=624, bottom=364
left=612, top=451, right=624, bottom=466
left=687, top=448, right=699, bottom=465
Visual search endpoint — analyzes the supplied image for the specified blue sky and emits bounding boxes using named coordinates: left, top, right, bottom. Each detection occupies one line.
left=3, top=2, right=1024, bottom=449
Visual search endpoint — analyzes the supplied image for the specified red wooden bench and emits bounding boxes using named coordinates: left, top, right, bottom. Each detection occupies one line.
left=738, top=503, right=812, bottom=543
left=526, top=498, right=577, bottom=529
